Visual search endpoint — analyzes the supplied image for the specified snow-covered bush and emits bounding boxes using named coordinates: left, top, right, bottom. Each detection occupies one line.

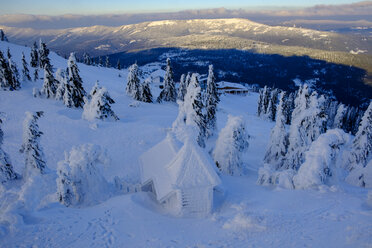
left=82, top=82, right=119, bottom=121
left=293, top=129, right=351, bottom=189
left=213, top=115, right=249, bottom=176
left=257, top=165, right=296, bottom=189
left=56, top=144, right=112, bottom=207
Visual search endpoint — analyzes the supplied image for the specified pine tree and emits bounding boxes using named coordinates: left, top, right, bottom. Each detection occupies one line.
left=213, top=115, right=249, bottom=175
left=0, top=50, right=13, bottom=89
left=55, top=68, right=66, bottom=101
left=30, top=42, right=39, bottom=68
left=349, top=101, right=372, bottom=168
left=177, top=74, right=187, bottom=101
left=267, top=88, right=279, bottom=121
left=6, top=49, right=21, bottom=90
left=263, top=92, right=289, bottom=168
left=257, top=88, right=264, bottom=116
left=20, top=111, right=46, bottom=175
left=40, top=66, right=57, bottom=98
left=38, top=41, right=52, bottom=70
left=333, top=103, right=348, bottom=130
left=67, top=52, right=86, bottom=108
left=98, top=56, right=103, bottom=67
left=205, top=64, right=219, bottom=138
left=346, top=101, right=372, bottom=187
left=126, top=63, right=141, bottom=100
left=0, top=118, right=17, bottom=183
left=283, top=91, right=295, bottom=125
left=82, top=82, right=119, bottom=121
left=105, top=56, right=110, bottom=68
left=116, top=59, right=121, bottom=70
left=83, top=53, right=91, bottom=65
left=21, top=52, right=31, bottom=81
left=0, top=29, right=8, bottom=42
left=33, top=68, right=39, bottom=81
left=139, top=80, right=153, bottom=103
left=284, top=87, right=327, bottom=170
left=157, top=58, right=177, bottom=103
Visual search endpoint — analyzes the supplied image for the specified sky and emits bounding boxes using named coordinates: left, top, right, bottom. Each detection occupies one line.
left=0, top=0, right=361, bottom=15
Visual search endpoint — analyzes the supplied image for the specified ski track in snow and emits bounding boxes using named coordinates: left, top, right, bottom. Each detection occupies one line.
left=0, top=41, right=371, bottom=248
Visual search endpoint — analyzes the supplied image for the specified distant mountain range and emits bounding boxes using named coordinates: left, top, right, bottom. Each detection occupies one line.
left=1, top=18, right=370, bottom=57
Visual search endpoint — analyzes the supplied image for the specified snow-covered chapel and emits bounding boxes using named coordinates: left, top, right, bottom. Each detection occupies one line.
left=140, top=134, right=221, bottom=217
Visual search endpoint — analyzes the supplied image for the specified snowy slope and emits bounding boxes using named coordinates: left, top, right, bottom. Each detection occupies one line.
left=0, top=41, right=371, bottom=247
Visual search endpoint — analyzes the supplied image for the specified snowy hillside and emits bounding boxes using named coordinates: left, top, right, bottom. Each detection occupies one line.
left=0, top=41, right=372, bottom=247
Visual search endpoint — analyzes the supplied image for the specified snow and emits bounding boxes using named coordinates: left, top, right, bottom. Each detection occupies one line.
left=0, top=40, right=372, bottom=247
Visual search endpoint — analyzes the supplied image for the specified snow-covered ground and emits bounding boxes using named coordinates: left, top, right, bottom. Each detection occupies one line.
left=0, top=41, right=371, bottom=247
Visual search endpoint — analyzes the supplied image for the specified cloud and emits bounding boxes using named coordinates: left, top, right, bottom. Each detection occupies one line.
left=0, top=2, right=371, bottom=29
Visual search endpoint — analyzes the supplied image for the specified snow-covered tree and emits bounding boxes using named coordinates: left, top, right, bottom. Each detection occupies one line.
left=20, top=111, right=46, bottom=176
left=172, top=73, right=206, bottom=147
left=21, top=52, right=31, bottom=81
left=126, top=63, right=141, bottom=100
left=283, top=91, right=295, bottom=125
left=257, top=86, right=271, bottom=117
left=177, top=74, right=187, bottom=101
left=283, top=85, right=327, bottom=171
left=116, top=59, right=121, bottom=70
left=213, top=115, right=249, bottom=176
left=0, top=29, right=8, bottom=42
left=333, top=103, right=348, bottom=130
left=139, top=79, right=153, bottom=103
left=263, top=92, right=288, bottom=168
left=6, top=49, right=20, bottom=90
left=185, top=72, right=192, bottom=87
left=38, top=41, right=52, bottom=70
left=293, top=129, right=350, bottom=189
left=30, top=42, right=38, bottom=68
left=98, top=56, right=103, bottom=67
left=346, top=101, right=372, bottom=187
left=205, top=64, right=219, bottom=138
left=157, top=58, right=177, bottom=103
left=0, top=50, right=13, bottom=89
left=56, top=144, right=111, bottom=207
left=40, top=66, right=57, bottom=98
left=105, top=56, right=110, bottom=68
left=55, top=68, right=66, bottom=101
left=33, top=68, right=39, bottom=82
left=266, top=88, right=279, bottom=121
left=0, top=118, right=17, bottom=183
left=83, top=53, right=91, bottom=65
left=82, top=82, right=119, bottom=121
left=67, top=52, right=86, bottom=108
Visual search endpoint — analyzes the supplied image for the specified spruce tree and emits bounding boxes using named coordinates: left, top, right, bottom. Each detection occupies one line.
left=5, top=49, right=20, bottom=90
left=98, top=56, right=103, bottom=67
left=267, top=88, right=279, bottom=121
left=126, top=63, right=141, bottom=100
left=83, top=53, right=91, bottom=65
left=349, top=101, right=372, bottom=168
left=205, top=64, right=219, bottom=138
left=38, top=41, right=52, bottom=70
left=333, top=103, right=348, bottom=130
left=20, top=111, right=46, bottom=175
left=264, top=92, right=289, bottom=168
left=105, top=56, right=110, bottom=68
left=30, top=42, right=39, bottom=68
left=157, top=58, right=177, bottom=103
left=33, top=68, right=39, bottom=81
left=116, top=59, right=121, bottom=70
left=40, top=66, right=57, bottom=98
left=177, top=74, right=187, bottom=101
left=0, top=118, right=17, bottom=183
left=0, top=29, right=8, bottom=42
left=55, top=69, right=66, bottom=101
left=83, top=82, right=119, bottom=121
left=0, top=51, right=13, bottom=89
left=21, top=52, right=31, bottom=81
left=283, top=91, right=295, bottom=125
left=257, top=88, right=264, bottom=116
left=185, top=72, right=192, bottom=87
left=67, top=52, right=86, bottom=108
left=140, top=80, right=153, bottom=103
